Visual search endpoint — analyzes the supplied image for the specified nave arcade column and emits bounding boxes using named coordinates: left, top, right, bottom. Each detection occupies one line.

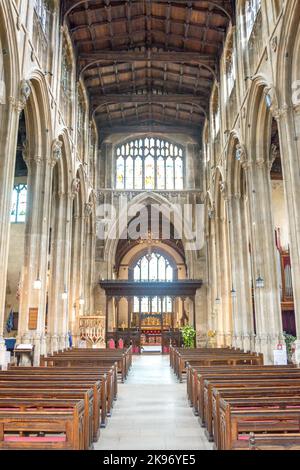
left=226, top=194, right=253, bottom=352
left=275, top=105, right=300, bottom=339
left=48, top=190, right=72, bottom=354
left=17, top=140, right=61, bottom=365
left=215, top=202, right=232, bottom=348
left=0, top=96, right=22, bottom=364
left=246, top=160, right=283, bottom=363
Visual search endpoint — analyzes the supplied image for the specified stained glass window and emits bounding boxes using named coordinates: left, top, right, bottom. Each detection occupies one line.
left=145, top=156, right=155, bottom=190
left=116, top=156, right=125, bottom=189
left=115, top=137, right=184, bottom=190
left=11, top=184, right=28, bottom=223
left=133, top=252, right=173, bottom=282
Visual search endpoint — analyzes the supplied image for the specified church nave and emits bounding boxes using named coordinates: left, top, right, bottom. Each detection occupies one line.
left=95, top=355, right=212, bottom=451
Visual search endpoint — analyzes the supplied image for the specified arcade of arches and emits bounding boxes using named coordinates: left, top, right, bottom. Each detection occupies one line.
left=0, top=0, right=300, bottom=371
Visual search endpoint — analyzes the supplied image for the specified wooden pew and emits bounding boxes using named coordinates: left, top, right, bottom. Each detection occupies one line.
left=7, top=365, right=117, bottom=417
left=0, top=398, right=86, bottom=450
left=0, top=387, right=96, bottom=446
left=173, top=350, right=263, bottom=382
left=0, top=378, right=105, bottom=434
left=41, top=354, right=127, bottom=383
left=246, top=433, right=300, bottom=451
left=198, top=372, right=300, bottom=426
left=187, top=364, right=298, bottom=412
left=218, top=398, right=300, bottom=450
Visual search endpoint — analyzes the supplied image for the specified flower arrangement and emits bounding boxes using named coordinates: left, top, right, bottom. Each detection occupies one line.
left=180, top=325, right=196, bottom=348
left=207, top=330, right=216, bottom=338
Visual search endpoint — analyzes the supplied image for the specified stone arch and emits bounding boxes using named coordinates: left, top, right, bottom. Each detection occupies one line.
left=0, top=1, right=19, bottom=104
left=245, top=75, right=278, bottom=162
left=276, top=0, right=300, bottom=108
left=226, top=131, right=248, bottom=198
left=104, top=191, right=200, bottom=279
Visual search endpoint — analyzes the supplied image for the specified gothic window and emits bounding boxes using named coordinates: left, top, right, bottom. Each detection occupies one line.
left=225, top=46, right=236, bottom=101
left=133, top=252, right=173, bottom=282
left=77, top=89, right=85, bottom=155
left=61, top=46, right=71, bottom=96
left=212, top=89, right=220, bottom=139
left=115, top=137, right=184, bottom=190
left=245, top=0, right=261, bottom=39
left=11, top=184, right=27, bottom=223
left=133, top=296, right=172, bottom=313
left=34, top=0, right=50, bottom=35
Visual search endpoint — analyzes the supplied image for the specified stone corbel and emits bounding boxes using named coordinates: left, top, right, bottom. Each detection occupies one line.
left=51, top=139, right=63, bottom=168
left=71, top=178, right=81, bottom=199
left=19, top=79, right=31, bottom=110
left=84, top=202, right=93, bottom=218
left=264, top=85, right=280, bottom=119
left=235, top=143, right=248, bottom=165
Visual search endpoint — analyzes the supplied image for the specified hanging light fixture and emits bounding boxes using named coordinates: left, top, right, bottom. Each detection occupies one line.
left=231, top=287, right=237, bottom=299
left=33, top=278, right=42, bottom=290
left=215, top=296, right=221, bottom=305
left=62, top=288, right=68, bottom=300
left=256, top=275, right=264, bottom=289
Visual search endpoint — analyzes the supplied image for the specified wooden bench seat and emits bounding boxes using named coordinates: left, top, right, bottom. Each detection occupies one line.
left=0, top=399, right=86, bottom=450
left=218, top=401, right=300, bottom=450
left=0, top=387, right=96, bottom=445
left=6, top=366, right=116, bottom=417
left=211, top=385, right=300, bottom=449
left=187, top=364, right=297, bottom=412
left=0, top=378, right=105, bottom=432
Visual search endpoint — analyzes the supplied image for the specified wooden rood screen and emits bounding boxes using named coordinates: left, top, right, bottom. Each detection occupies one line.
left=0, top=347, right=132, bottom=450
left=171, top=346, right=300, bottom=450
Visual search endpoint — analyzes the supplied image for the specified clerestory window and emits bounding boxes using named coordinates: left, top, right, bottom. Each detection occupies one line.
left=116, top=137, right=184, bottom=190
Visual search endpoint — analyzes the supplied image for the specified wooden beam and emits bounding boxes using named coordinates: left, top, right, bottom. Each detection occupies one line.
left=92, top=93, right=206, bottom=109
left=98, top=123, right=201, bottom=139
left=79, top=50, right=216, bottom=64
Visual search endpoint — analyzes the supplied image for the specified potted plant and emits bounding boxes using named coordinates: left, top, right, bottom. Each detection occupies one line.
left=283, top=331, right=296, bottom=363
left=180, top=325, right=196, bottom=348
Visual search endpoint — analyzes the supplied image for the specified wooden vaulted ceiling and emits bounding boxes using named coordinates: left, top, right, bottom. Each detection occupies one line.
left=62, top=1, right=234, bottom=139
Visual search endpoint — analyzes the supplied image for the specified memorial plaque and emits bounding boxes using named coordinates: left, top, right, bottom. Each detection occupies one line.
left=28, top=308, right=38, bottom=330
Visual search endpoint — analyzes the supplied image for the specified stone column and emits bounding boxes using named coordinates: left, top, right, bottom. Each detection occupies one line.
left=58, top=191, right=73, bottom=351
left=17, top=137, right=58, bottom=365
left=246, top=160, right=283, bottom=363
left=215, top=215, right=226, bottom=347
left=48, top=190, right=70, bottom=354
left=275, top=105, right=300, bottom=338
left=227, top=197, right=243, bottom=349
left=0, top=96, right=22, bottom=365
left=221, top=215, right=233, bottom=348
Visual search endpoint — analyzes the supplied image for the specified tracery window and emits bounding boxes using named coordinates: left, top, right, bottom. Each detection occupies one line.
left=116, top=138, right=184, bottom=190
left=133, top=296, right=173, bottom=313
left=34, top=0, right=50, bottom=34
left=245, top=0, right=261, bottom=39
left=61, top=47, right=71, bottom=95
left=11, top=184, right=27, bottom=223
left=133, top=252, right=173, bottom=282
left=225, top=48, right=236, bottom=101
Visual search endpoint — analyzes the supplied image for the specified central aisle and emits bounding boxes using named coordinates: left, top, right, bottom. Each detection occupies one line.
left=95, top=355, right=212, bottom=450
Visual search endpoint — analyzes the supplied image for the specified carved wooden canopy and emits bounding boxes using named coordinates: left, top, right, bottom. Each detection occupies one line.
left=62, top=1, right=234, bottom=139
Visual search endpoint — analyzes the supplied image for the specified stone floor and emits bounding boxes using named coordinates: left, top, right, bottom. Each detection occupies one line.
left=95, top=355, right=213, bottom=450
